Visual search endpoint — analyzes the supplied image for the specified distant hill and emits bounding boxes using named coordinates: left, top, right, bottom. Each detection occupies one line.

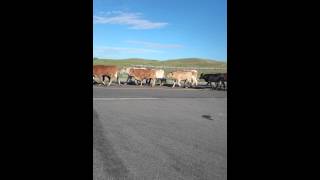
left=93, top=58, right=227, bottom=68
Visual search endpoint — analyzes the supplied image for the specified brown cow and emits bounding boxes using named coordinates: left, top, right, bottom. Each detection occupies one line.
left=119, top=67, right=147, bottom=85
left=93, top=65, right=120, bottom=86
left=127, top=68, right=157, bottom=87
left=166, top=71, right=195, bottom=88
left=120, top=67, right=166, bottom=86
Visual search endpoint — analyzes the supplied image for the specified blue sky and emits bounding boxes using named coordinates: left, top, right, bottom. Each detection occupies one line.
left=93, top=0, right=227, bottom=62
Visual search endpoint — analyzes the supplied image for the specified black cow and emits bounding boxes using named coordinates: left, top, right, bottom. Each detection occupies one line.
left=199, top=73, right=227, bottom=90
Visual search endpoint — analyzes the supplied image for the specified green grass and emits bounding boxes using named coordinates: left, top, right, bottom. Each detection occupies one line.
left=94, top=58, right=227, bottom=75
left=94, top=58, right=226, bottom=68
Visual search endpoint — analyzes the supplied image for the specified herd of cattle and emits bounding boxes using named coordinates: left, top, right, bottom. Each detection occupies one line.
left=93, top=65, right=227, bottom=90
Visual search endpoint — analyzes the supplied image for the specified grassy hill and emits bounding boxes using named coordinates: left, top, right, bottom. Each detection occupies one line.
left=93, top=58, right=227, bottom=75
left=93, top=58, right=227, bottom=69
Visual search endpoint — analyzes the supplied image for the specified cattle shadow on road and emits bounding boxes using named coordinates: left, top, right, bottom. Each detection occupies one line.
left=93, top=109, right=131, bottom=180
left=201, top=115, right=214, bottom=120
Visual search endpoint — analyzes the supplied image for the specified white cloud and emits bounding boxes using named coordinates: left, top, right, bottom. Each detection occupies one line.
left=126, top=40, right=184, bottom=49
left=93, top=11, right=168, bottom=29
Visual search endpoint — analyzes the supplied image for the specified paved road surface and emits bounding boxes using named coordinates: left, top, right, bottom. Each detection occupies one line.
left=93, top=86, right=227, bottom=180
left=93, top=85, right=227, bottom=98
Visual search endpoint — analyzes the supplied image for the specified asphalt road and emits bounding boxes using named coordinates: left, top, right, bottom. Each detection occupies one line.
left=93, top=86, right=227, bottom=180
left=93, top=84, right=227, bottom=98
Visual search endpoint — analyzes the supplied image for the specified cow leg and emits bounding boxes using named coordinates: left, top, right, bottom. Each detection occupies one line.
left=95, top=75, right=103, bottom=86
left=152, top=79, right=156, bottom=87
left=187, top=79, right=192, bottom=88
left=216, top=81, right=221, bottom=90
left=213, top=82, right=218, bottom=89
left=178, top=80, right=182, bottom=87
left=133, top=78, right=139, bottom=85
left=125, top=76, right=130, bottom=85
left=137, top=80, right=141, bottom=85
left=107, top=81, right=112, bottom=86
left=104, top=76, right=110, bottom=83
left=115, top=73, right=120, bottom=86
left=188, top=79, right=193, bottom=88
left=172, top=81, right=176, bottom=88
left=117, top=75, right=121, bottom=86
left=213, top=82, right=217, bottom=89
left=93, top=75, right=99, bottom=84
left=107, top=77, right=113, bottom=86
left=159, top=79, right=163, bottom=86
left=97, top=75, right=103, bottom=85
left=99, top=75, right=106, bottom=86
left=183, top=80, right=187, bottom=88
left=104, top=76, right=111, bottom=86
left=222, top=81, right=226, bottom=90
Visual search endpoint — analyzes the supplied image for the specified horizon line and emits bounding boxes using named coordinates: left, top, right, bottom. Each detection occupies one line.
left=93, top=57, right=227, bottom=62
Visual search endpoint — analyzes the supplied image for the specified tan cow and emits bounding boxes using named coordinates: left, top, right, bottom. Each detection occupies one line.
left=146, top=69, right=166, bottom=86
left=166, top=71, right=195, bottom=88
left=182, top=69, right=198, bottom=86
left=93, top=65, right=120, bottom=86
